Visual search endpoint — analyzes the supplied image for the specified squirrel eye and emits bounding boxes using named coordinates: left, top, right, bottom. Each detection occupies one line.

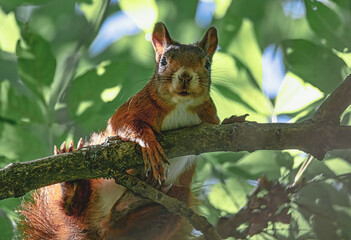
left=204, top=59, right=211, bottom=71
left=160, top=56, right=167, bottom=67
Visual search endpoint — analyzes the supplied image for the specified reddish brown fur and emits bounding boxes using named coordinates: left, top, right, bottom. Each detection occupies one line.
left=20, top=22, right=219, bottom=240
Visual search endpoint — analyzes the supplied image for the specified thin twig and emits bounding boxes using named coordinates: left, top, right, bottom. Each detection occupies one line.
left=114, top=174, right=221, bottom=240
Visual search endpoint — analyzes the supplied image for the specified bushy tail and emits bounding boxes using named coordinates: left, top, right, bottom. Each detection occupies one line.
left=19, top=185, right=65, bottom=239
left=18, top=133, right=108, bottom=239
left=19, top=178, right=87, bottom=239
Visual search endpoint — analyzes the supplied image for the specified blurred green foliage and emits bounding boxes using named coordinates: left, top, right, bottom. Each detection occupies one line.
left=0, top=0, right=350, bottom=239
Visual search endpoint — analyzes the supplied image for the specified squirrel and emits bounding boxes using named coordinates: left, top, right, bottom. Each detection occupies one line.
left=19, top=22, right=219, bottom=240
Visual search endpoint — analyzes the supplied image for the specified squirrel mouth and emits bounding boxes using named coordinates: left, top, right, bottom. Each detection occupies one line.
left=178, top=91, right=190, bottom=96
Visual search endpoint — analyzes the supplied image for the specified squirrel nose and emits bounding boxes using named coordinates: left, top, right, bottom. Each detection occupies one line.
left=179, top=72, right=193, bottom=83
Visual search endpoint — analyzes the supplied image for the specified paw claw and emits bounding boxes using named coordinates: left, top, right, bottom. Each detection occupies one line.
left=55, top=138, right=83, bottom=155
left=145, top=168, right=151, bottom=177
left=161, top=183, right=172, bottom=193
left=142, top=141, right=168, bottom=182
left=54, top=145, right=60, bottom=155
left=77, top=138, right=84, bottom=149
left=60, top=141, right=67, bottom=153
left=68, top=140, right=74, bottom=152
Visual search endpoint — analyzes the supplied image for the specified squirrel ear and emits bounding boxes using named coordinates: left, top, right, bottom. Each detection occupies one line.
left=152, top=22, right=173, bottom=61
left=198, top=27, right=218, bottom=58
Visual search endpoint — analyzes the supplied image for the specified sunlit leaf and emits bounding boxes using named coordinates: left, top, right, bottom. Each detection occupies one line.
left=67, top=61, right=129, bottom=132
left=16, top=27, right=56, bottom=103
left=213, top=0, right=232, bottom=19
left=78, top=0, right=106, bottom=24
left=211, top=52, right=271, bottom=122
left=281, top=39, right=346, bottom=93
left=275, top=72, right=324, bottom=114
left=324, top=158, right=351, bottom=176
left=340, top=106, right=351, bottom=125
left=289, top=209, right=315, bottom=239
left=119, top=0, right=157, bottom=31
left=0, top=10, right=20, bottom=53
left=227, top=19, right=263, bottom=87
left=301, top=159, right=337, bottom=180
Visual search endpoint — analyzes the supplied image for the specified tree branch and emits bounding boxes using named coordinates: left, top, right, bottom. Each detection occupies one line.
left=312, top=74, right=351, bottom=124
left=0, top=75, right=350, bottom=201
left=113, top=174, right=221, bottom=240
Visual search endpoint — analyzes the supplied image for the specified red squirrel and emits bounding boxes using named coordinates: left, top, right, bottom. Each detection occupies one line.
left=20, top=22, right=219, bottom=240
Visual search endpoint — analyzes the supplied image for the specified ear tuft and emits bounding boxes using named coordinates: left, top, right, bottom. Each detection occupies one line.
left=152, top=22, right=173, bottom=61
left=198, top=26, right=218, bottom=58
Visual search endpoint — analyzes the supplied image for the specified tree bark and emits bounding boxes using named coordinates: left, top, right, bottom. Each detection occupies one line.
left=1, top=75, right=351, bottom=201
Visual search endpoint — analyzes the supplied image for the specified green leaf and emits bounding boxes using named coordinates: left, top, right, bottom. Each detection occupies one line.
left=334, top=206, right=351, bottom=239
left=275, top=72, right=324, bottom=114
left=340, top=106, right=351, bottom=125
left=0, top=80, right=45, bottom=123
left=234, top=151, right=290, bottom=180
left=324, top=158, right=351, bottom=176
left=281, top=39, right=346, bottom=93
left=290, top=209, right=315, bottom=239
left=119, top=0, right=158, bottom=31
left=0, top=209, right=14, bottom=240
left=227, top=0, right=265, bottom=22
left=300, top=158, right=337, bottom=180
left=0, top=0, right=92, bottom=13
left=211, top=52, right=272, bottom=122
left=67, top=61, right=129, bottom=132
left=208, top=177, right=253, bottom=213
left=17, top=27, right=56, bottom=103
left=0, top=122, right=49, bottom=161
left=0, top=0, right=50, bottom=13
left=313, top=215, right=338, bottom=240
left=213, top=12, right=242, bottom=51
left=331, top=0, right=351, bottom=9
left=212, top=83, right=256, bottom=112
left=0, top=50, right=18, bottom=82
left=295, top=181, right=349, bottom=225
left=227, top=19, right=263, bottom=87
left=304, top=0, right=351, bottom=52
left=0, top=10, right=20, bottom=53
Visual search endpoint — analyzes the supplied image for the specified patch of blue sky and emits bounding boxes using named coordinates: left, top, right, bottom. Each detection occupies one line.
left=262, top=44, right=286, bottom=99
left=276, top=115, right=292, bottom=123
left=110, top=0, right=119, bottom=5
left=202, top=178, right=220, bottom=196
left=195, top=0, right=216, bottom=28
left=282, top=0, right=306, bottom=19
left=89, top=11, right=140, bottom=56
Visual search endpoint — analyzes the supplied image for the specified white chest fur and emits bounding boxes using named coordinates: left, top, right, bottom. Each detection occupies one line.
left=161, top=102, right=201, bottom=131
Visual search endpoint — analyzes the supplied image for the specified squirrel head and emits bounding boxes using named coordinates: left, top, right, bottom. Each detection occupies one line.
left=151, top=22, right=218, bottom=104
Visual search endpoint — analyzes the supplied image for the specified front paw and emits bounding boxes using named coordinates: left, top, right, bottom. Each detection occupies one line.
left=142, top=141, right=169, bottom=184
left=54, top=138, right=84, bottom=154
left=222, top=114, right=249, bottom=124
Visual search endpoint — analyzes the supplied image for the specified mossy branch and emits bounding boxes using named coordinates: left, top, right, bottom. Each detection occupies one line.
left=1, top=75, right=351, bottom=201
left=0, top=75, right=350, bottom=239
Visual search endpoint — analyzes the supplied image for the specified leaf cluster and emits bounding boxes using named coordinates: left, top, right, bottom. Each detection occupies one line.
left=0, top=0, right=350, bottom=239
